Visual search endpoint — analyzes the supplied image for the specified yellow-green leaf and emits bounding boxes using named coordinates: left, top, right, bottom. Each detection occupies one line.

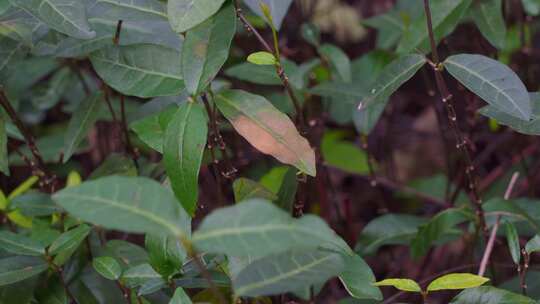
left=427, top=273, right=489, bottom=292
left=373, top=278, right=421, bottom=292
left=247, top=51, right=277, bottom=66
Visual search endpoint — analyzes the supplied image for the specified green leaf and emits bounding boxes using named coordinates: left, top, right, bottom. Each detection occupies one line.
left=192, top=199, right=348, bottom=258
left=522, top=0, right=540, bottom=16
left=0, top=231, right=45, bottom=256
left=247, top=51, right=277, bottom=66
left=122, top=263, right=162, bottom=288
left=53, top=19, right=183, bottom=58
left=243, top=0, right=293, bottom=30
left=233, top=178, right=277, bottom=203
left=35, top=276, right=67, bottom=304
left=373, top=278, right=421, bottom=293
left=309, top=81, right=364, bottom=99
left=225, top=62, right=281, bottom=85
left=215, top=89, right=316, bottom=176
left=450, top=286, right=536, bottom=303
left=358, top=54, right=426, bottom=111
left=301, top=23, right=320, bottom=46
left=525, top=235, right=540, bottom=254
left=0, top=256, right=48, bottom=286
left=321, top=130, right=369, bottom=175
left=145, top=233, right=187, bottom=280
left=89, top=153, right=137, bottom=180
left=93, top=256, right=122, bottom=281
left=233, top=250, right=345, bottom=297
left=182, top=3, right=236, bottom=94
left=473, top=0, right=506, bottom=49
left=356, top=213, right=427, bottom=255
left=339, top=254, right=382, bottom=300
left=363, top=9, right=405, bottom=49
left=10, top=193, right=61, bottom=217
left=0, top=114, right=8, bottom=175
left=130, top=106, right=178, bottom=154
left=505, top=221, right=521, bottom=265
left=411, top=208, right=473, bottom=258
left=10, top=0, right=95, bottom=39
left=479, top=93, right=540, bottom=135
left=0, top=36, right=26, bottom=73
left=170, top=287, right=192, bottom=304
left=63, top=92, right=103, bottom=162
left=444, top=54, right=531, bottom=120
left=319, top=44, right=351, bottom=82
left=85, top=0, right=167, bottom=21
left=49, top=224, right=91, bottom=265
left=427, top=273, right=489, bottom=292
left=164, top=102, right=208, bottom=216
left=90, top=44, right=184, bottom=98
left=52, top=176, right=190, bottom=238
left=397, top=0, right=471, bottom=54
left=168, top=0, right=226, bottom=33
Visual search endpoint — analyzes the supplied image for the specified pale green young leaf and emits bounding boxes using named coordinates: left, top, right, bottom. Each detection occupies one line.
left=52, top=176, right=190, bottom=238
left=233, top=250, right=345, bottom=297
left=182, top=3, right=236, bottom=94
left=373, top=278, right=421, bottom=292
left=63, top=92, right=103, bottom=162
left=444, top=54, right=531, bottom=120
left=93, top=256, right=122, bottom=280
left=0, top=231, right=45, bottom=256
left=473, top=0, right=506, bottom=49
left=358, top=54, right=426, bottom=111
left=168, top=0, right=226, bottom=33
left=247, top=51, right=277, bottom=66
left=0, top=256, right=48, bottom=286
left=10, top=0, right=95, bottom=39
left=427, top=273, right=489, bottom=292
left=505, top=221, right=521, bottom=265
left=321, top=130, right=369, bottom=175
left=192, top=199, right=348, bottom=258
left=215, top=90, right=316, bottom=176
left=450, top=286, right=536, bottom=303
left=525, top=235, right=540, bottom=254
left=164, top=102, right=208, bottom=216
left=90, top=44, right=184, bottom=98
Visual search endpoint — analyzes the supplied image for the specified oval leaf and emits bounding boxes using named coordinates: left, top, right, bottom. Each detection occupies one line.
left=525, top=235, right=540, bottom=254
left=192, top=199, right=348, bottom=258
left=93, top=256, right=122, bottom=280
left=247, top=51, right=277, bottom=66
left=181, top=3, right=236, bottom=94
left=505, top=221, right=521, bottom=265
left=0, top=256, right=48, bottom=286
left=373, top=278, right=421, bottom=293
left=233, top=250, right=345, bottom=297
left=444, top=54, right=531, bottom=120
left=52, top=176, right=190, bottom=238
left=427, top=273, right=489, bottom=292
left=90, top=44, right=184, bottom=98
left=63, top=92, right=103, bottom=162
left=339, top=254, right=382, bottom=300
left=168, top=0, right=226, bottom=33
left=49, top=224, right=91, bottom=265
left=215, top=89, right=316, bottom=176
left=450, top=286, right=536, bottom=303
left=473, top=0, right=506, bottom=49
left=164, top=102, right=208, bottom=216
left=170, top=287, right=192, bottom=304
left=0, top=231, right=45, bottom=256
left=11, top=0, right=95, bottom=39
left=358, top=54, right=427, bottom=111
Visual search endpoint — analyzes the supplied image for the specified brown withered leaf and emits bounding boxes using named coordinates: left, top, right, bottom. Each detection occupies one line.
left=215, top=90, right=316, bottom=176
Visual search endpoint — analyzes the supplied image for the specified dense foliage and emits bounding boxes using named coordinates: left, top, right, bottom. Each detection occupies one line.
left=1, top=0, right=540, bottom=303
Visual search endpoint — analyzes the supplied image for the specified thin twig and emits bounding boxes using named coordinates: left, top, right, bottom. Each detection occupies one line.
left=478, top=172, right=520, bottom=276
left=113, top=20, right=123, bottom=45
left=0, top=88, right=56, bottom=191
left=423, top=0, right=487, bottom=236
left=119, top=94, right=139, bottom=169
